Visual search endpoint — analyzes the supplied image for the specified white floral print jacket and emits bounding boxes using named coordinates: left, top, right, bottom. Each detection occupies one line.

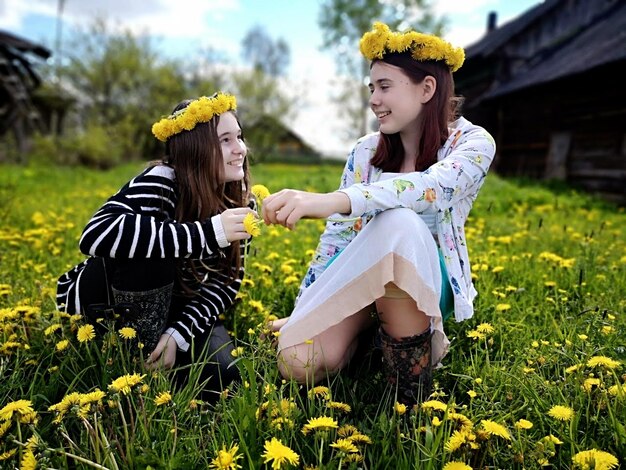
left=298, top=117, right=496, bottom=322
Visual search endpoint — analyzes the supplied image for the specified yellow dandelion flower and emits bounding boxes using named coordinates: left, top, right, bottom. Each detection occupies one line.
left=262, top=437, right=300, bottom=469
left=0, top=399, right=35, bottom=422
left=230, top=346, right=244, bottom=358
left=118, top=327, right=137, bottom=339
left=327, top=401, right=351, bottom=413
left=308, top=386, right=330, bottom=399
left=467, top=330, right=486, bottom=340
left=448, top=412, right=473, bottom=429
left=330, top=438, right=358, bottom=453
left=445, top=429, right=468, bottom=452
left=432, top=416, right=443, bottom=427
left=243, top=213, right=261, bottom=237
left=547, top=405, right=574, bottom=421
left=302, top=416, right=338, bottom=434
left=495, top=303, right=511, bottom=311
left=587, top=356, right=621, bottom=369
left=345, top=453, right=364, bottom=463
left=443, top=462, right=473, bottom=470
left=608, top=383, right=626, bottom=397
left=0, top=420, right=12, bottom=438
left=583, top=377, right=601, bottom=392
left=20, top=449, right=37, bottom=470
left=467, top=390, right=477, bottom=399
left=44, top=324, right=62, bottom=335
left=565, top=364, right=582, bottom=374
left=572, top=449, right=619, bottom=470
left=251, top=184, right=271, bottom=202
left=248, top=299, right=264, bottom=312
left=543, top=434, right=564, bottom=445
left=480, top=420, right=511, bottom=440
left=476, top=323, right=495, bottom=334
left=154, top=391, right=172, bottom=406
left=338, top=424, right=359, bottom=437
left=515, top=419, right=533, bottom=430
left=578, top=334, right=588, bottom=341
left=347, top=432, right=372, bottom=445
left=421, top=400, right=448, bottom=412
left=77, top=324, right=96, bottom=343
left=270, top=416, right=295, bottom=430
left=601, top=325, right=614, bottom=335
left=108, top=373, right=146, bottom=395
left=0, top=448, right=17, bottom=461
left=209, top=443, right=242, bottom=470
left=55, top=339, right=70, bottom=352
left=284, top=275, right=299, bottom=285
left=394, top=402, right=407, bottom=415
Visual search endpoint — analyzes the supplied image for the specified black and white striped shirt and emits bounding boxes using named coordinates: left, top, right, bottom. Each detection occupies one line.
left=56, top=165, right=245, bottom=351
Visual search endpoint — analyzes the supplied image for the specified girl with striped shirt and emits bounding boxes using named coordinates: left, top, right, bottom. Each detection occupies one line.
left=56, top=93, right=254, bottom=400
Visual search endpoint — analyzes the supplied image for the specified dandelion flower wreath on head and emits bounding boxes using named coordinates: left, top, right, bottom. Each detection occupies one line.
left=151, top=92, right=237, bottom=142
left=359, top=21, right=465, bottom=72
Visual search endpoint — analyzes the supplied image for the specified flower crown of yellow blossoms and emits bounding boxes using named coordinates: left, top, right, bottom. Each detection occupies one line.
left=151, top=92, right=237, bottom=142
left=359, top=22, right=465, bottom=73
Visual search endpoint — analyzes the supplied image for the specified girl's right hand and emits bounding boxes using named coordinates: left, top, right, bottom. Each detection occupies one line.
left=220, top=207, right=256, bottom=242
left=268, top=316, right=289, bottom=332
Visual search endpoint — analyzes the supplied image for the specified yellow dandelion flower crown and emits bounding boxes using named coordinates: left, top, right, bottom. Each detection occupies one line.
left=359, top=22, right=465, bottom=73
left=151, top=92, right=237, bottom=142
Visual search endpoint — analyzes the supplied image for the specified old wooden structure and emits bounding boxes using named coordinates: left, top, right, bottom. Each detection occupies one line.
left=0, top=30, right=51, bottom=161
left=454, top=0, right=626, bottom=203
left=245, top=114, right=321, bottom=163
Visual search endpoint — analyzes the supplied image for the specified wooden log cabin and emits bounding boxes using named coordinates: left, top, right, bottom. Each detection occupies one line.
left=0, top=30, right=50, bottom=161
left=454, top=0, right=626, bottom=203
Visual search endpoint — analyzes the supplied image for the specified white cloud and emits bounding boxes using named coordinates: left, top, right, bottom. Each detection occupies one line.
left=284, top=47, right=356, bottom=158
left=0, top=0, right=52, bottom=29
left=1, top=0, right=240, bottom=43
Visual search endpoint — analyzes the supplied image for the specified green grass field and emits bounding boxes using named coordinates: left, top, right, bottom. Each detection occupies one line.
left=0, top=162, right=624, bottom=469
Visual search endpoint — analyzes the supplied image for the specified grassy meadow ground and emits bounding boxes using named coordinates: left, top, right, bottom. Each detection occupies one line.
left=0, top=161, right=624, bottom=469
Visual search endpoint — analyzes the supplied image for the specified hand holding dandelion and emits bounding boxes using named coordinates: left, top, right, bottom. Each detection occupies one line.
left=241, top=184, right=271, bottom=237
left=220, top=207, right=256, bottom=242
left=262, top=189, right=352, bottom=230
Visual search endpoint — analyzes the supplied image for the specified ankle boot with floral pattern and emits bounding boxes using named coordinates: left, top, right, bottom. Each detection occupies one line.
left=377, top=327, right=432, bottom=406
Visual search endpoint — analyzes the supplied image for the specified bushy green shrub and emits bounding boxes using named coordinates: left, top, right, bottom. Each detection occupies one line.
left=26, top=124, right=126, bottom=169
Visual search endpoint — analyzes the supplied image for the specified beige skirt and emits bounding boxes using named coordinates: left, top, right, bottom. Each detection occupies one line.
left=278, top=208, right=449, bottom=366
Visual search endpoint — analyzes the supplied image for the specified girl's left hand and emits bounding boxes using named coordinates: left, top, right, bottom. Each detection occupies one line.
left=262, top=190, right=351, bottom=230
left=146, top=333, right=177, bottom=370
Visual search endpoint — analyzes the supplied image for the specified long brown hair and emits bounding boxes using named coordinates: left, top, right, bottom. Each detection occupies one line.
left=163, top=100, right=250, bottom=285
left=370, top=53, right=462, bottom=172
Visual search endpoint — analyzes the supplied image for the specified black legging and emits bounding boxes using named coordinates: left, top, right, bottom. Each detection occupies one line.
left=79, top=257, right=239, bottom=402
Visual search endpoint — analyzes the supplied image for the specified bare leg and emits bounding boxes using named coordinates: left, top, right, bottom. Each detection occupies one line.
left=278, top=306, right=374, bottom=384
left=376, top=296, right=429, bottom=339
left=375, top=283, right=433, bottom=405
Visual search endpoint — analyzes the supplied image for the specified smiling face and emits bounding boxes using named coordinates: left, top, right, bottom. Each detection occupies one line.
left=368, top=61, right=429, bottom=138
left=217, top=111, right=247, bottom=183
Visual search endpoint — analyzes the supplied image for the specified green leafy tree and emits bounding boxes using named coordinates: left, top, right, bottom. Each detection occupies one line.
left=57, top=17, right=190, bottom=161
left=241, top=25, right=290, bottom=77
left=236, top=26, right=294, bottom=161
left=319, top=0, right=446, bottom=138
left=232, top=69, right=294, bottom=162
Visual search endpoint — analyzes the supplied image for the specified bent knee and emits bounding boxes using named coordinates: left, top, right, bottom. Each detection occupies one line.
left=370, top=208, right=432, bottom=241
left=277, top=343, right=349, bottom=383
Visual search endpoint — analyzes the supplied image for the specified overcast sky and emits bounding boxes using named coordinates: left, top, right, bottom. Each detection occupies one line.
left=1, top=0, right=542, bottom=157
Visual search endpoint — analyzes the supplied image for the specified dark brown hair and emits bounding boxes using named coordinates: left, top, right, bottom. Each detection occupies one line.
left=370, top=53, right=462, bottom=172
left=163, top=101, right=250, bottom=287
